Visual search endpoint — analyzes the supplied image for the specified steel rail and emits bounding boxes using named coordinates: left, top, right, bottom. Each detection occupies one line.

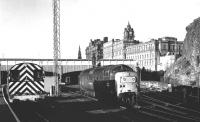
left=141, top=95, right=200, bottom=121
left=2, top=86, right=21, bottom=122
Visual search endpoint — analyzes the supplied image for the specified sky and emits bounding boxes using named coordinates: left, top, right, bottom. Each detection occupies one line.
left=0, top=0, right=200, bottom=59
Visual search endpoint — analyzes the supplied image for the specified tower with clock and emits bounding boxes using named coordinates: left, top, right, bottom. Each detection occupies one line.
left=124, top=22, right=135, bottom=41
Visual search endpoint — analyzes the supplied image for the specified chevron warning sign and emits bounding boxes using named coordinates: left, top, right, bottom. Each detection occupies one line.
left=8, top=63, right=44, bottom=96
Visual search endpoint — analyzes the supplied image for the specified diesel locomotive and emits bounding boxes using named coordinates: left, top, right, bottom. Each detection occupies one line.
left=79, top=64, right=139, bottom=106
left=7, top=63, right=46, bottom=103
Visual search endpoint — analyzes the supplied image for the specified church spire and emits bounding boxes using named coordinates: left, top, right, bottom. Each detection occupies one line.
left=78, top=45, right=82, bottom=59
left=127, top=21, right=131, bottom=28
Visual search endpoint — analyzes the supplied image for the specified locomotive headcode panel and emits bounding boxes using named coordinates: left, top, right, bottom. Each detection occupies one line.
left=115, top=72, right=138, bottom=96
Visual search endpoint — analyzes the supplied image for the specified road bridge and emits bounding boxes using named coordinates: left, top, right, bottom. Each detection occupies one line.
left=0, top=58, right=137, bottom=73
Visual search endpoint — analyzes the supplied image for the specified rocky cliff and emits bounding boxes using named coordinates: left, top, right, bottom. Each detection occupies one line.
left=164, top=17, right=200, bottom=87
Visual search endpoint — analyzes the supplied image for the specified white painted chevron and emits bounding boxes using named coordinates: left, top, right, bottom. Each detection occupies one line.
left=19, top=85, right=35, bottom=94
left=34, top=81, right=44, bottom=90
left=19, top=73, right=34, bottom=81
left=19, top=67, right=34, bottom=76
left=11, top=64, right=19, bottom=70
left=27, top=63, right=35, bottom=70
left=40, top=81, right=44, bottom=86
left=27, top=81, right=39, bottom=91
left=24, top=90, right=29, bottom=94
left=18, top=64, right=26, bottom=70
left=9, top=82, right=20, bottom=92
left=34, top=64, right=42, bottom=70
left=8, top=82, right=14, bottom=86
left=10, top=82, right=26, bottom=95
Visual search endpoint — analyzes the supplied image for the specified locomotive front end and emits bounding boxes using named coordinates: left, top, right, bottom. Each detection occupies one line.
left=7, top=63, right=46, bottom=103
left=115, top=72, right=138, bottom=105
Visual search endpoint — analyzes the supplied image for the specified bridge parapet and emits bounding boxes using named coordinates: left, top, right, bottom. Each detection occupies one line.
left=0, top=58, right=137, bottom=73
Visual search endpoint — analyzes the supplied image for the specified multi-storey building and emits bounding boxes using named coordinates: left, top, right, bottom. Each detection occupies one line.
left=85, top=37, right=108, bottom=60
left=126, top=39, right=158, bottom=70
left=87, top=22, right=183, bottom=71
left=103, top=39, right=114, bottom=59
left=126, top=37, right=183, bottom=71
left=157, top=37, right=183, bottom=56
left=103, top=22, right=139, bottom=59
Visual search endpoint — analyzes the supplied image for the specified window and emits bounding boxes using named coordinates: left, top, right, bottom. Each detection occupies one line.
left=163, top=44, right=167, bottom=50
left=34, top=70, right=44, bottom=81
left=104, top=70, right=109, bottom=77
left=152, top=53, right=154, bottom=58
left=9, top=70, right=20, bottom=82
left=152, top=45, right=154, bottom=49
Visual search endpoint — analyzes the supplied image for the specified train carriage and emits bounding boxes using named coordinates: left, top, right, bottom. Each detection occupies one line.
left=7, top=63, right=46, bottom=102
left=79, top=64, right=139, bottom=106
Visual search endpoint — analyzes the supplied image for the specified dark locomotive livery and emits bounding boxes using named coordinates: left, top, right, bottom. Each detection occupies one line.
left=79, top=64, right=139, bottom=106
left=7, top=63, right=46, bottom=102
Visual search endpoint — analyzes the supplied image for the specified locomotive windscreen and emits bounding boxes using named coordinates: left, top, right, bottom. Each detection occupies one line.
left=9, top=70, right=20, bottom=82
left=33, top=70, right=44, bottom=81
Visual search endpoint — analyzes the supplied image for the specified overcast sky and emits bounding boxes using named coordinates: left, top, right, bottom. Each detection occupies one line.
left=0, top=0, right=199, bottom=59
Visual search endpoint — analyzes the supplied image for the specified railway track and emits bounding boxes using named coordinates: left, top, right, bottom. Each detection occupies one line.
left=63, top=85, right=176, bottom=122
left=143, top=91, right=200, bottom=114
left=63, top=85, right=200, bottom=122
left=139, top=94, right=200, bottom=122
left=144, top=91, right=183, bottom=104
left=2, top=85, right=50, bottom=122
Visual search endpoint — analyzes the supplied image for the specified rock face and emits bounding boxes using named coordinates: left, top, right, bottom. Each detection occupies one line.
left=164, top=17, right=200, bottom=87
left=183, top=17, right=200, bottom=62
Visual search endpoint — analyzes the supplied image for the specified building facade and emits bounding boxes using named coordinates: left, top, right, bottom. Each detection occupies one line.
left=126, top=39, right=158, bottom=70
left=103, top=22, right=139, bottom=59
left=86, top=22, right=183, bottom=71
left=85, top=37, right=108, bottom=60
left=126, top=37, right=183, bottom=71
left=158, top=37, right=183, bottom=56
left=103, top=39, right=114, bottom=59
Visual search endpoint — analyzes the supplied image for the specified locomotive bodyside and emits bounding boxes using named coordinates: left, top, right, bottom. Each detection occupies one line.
left=7, top=63, right=46, bottom=102
left=79, top=64, right=138, bottom=105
